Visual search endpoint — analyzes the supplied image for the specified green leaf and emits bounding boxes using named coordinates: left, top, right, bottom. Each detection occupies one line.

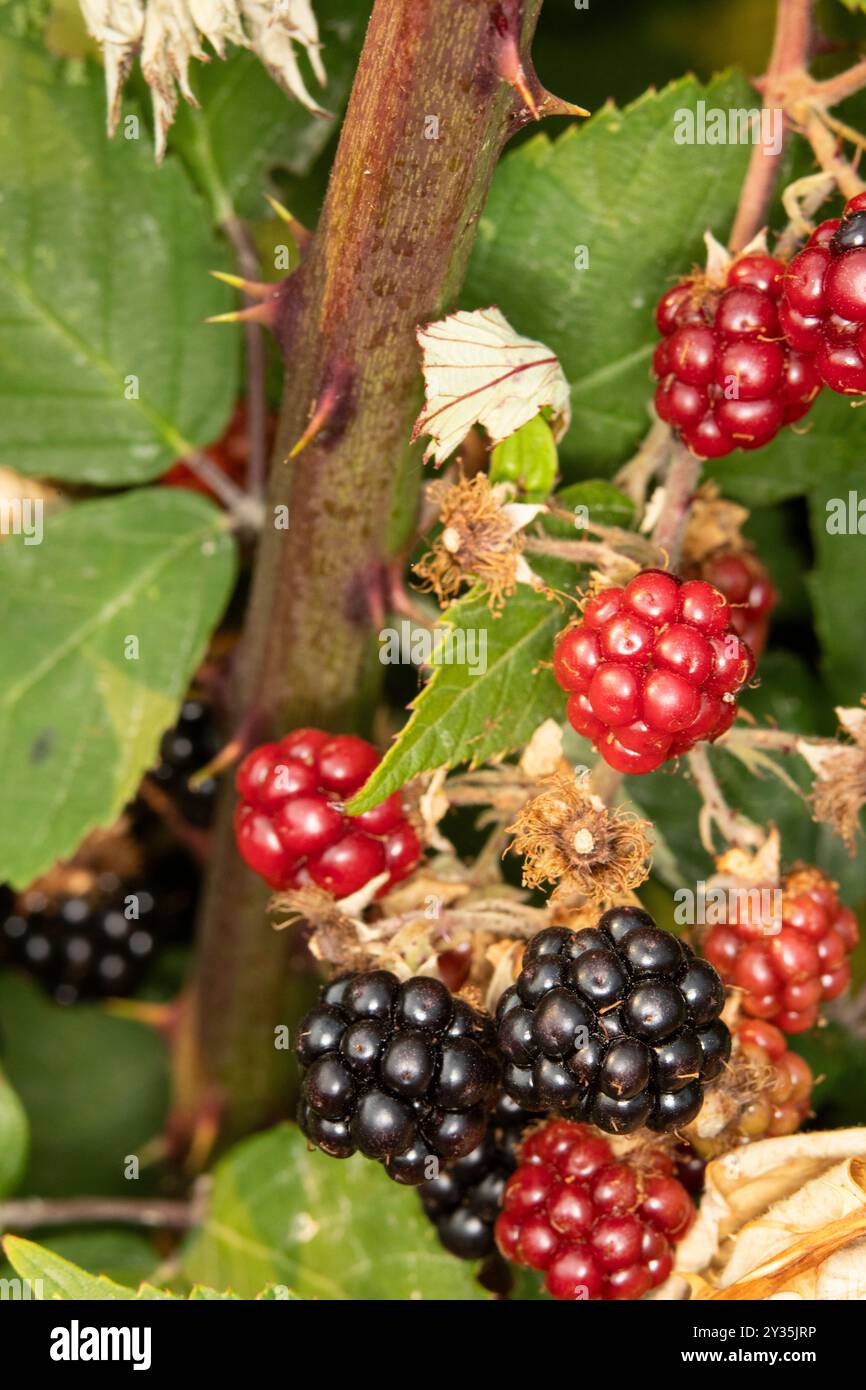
left=347, top=564, right=571, bottom=814
left=171, top=0, right=370, bottom=220
left=542, top=479, right=636, bottom=537
left=792, top=1023, right=866, bottom=1129
left=0, top=1066, right=28, bottom=1198
left=0, top=489, right=236, bottom=886
left=0, top=37, right=237, bottom=485
left=0, top=1229, right=157, bottom=1290
left=707, top=393, right=866, bottom=504
left=808, top=480, right=866, bottom=705
left=181, top=1124, right=488, bottom=1300
left=0, top=975, right=168, bottom=1197
left=464, top=72, right=754, bottom=477
left=490, top=415, right=559, bottom=498
left=1, top=1237, right=249, bottom=1300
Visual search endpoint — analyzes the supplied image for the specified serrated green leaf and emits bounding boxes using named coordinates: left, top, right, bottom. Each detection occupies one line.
left=464, top=71, right=754, bottom=476
left=0, top=489, right=236, bottom=886
left=808, top=480, right=866, bottom=705
left=0, top=974, right=168, bottom=1197
left=0, top=1066, right=28, bottom=1198
left=0, top=1228, right=157, bottom=1290
left=490, top=415, right=559, bottom=498
left=181, top=1124, right=488, bottom=1300
left=1, top=1237, right=249, bottom=1300
left=0, top=37, right=237, bottom=485
left=348, top=566, right=571, bottom=814
left=171, top=1, right=370, bottom=220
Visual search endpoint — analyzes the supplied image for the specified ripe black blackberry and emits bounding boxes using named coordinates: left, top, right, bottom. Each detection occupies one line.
left=297, top=971, right=500, bottom=1184
left=496, top=907, right=729, bottom=1134
left=419, top=1094, right=532, bottom=1260
left=150, top=698, right=220, bottom=827
left=0, top=849, right=199, bottom=1005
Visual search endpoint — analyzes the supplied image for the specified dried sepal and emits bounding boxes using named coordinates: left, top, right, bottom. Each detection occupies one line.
left=507, top=773, right=652, bottom=900
left=680, top=481, right=751, bottom=568
left=799, top=703, right=866, bottom=853
left=413, top=472, right=546, bottom=612
left=79, top=0, right=327, bottom=161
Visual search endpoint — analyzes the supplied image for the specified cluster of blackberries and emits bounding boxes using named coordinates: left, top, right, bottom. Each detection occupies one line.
left=554, top=569, right=754, bottom=774
left=781, top=193, right=866, bottom=396
left=653, top=251, right=820, bottom=458
left=0, top=850, right=197, bottom=1004
left=297, top=970, right=499, bottom=1183
left=148, top=698, right=221, bottom=828
left=235, top=730, right=421, bottom=895
left=704, top=863, right=857, bottom=1033
left=495, top=1119, right=696, bottom=1300
left=419, top=1095, right=532, bottom=1260
left=496, top=907, right=729, bottom=1134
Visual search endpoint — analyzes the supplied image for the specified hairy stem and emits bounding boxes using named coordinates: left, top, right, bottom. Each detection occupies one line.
left=175, top=0, right=551, bottom=1144
left=650, top=443, right=701, bottom=564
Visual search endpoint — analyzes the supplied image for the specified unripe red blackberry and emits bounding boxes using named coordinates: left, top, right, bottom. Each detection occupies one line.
left=734, top=1019, right=813, bottom=1138
left=297, top=971, right=500, bottom=1183
left=704, top=864, right=858, bottom=1033
left=234, top=729, right=421, bottom=894
left=496, top=908, right=729, bottom=1134
left=780, top=195, right=866, bottom=395
left=688, top=549, right=777, bottom=657
left=418, top=1094, right=533, bottom=1259
left=495, top=1119, right=695, bottom=1299
left=554, top=571, right=754, bottom=771
left=652, top=250, right=820, bottom=457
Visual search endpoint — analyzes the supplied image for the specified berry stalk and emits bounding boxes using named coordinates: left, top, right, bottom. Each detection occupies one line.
left=174, top=0, right=551, bottom=1145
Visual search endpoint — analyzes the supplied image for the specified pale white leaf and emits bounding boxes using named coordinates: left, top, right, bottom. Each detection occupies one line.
left=412, top=307, right=571, bottom=465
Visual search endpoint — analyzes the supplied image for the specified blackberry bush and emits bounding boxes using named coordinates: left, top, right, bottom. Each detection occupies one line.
left=554, top=570, right=754, bottom=773
left=495, top=1119, right=695, bottom=1299
left=297, top=970, right=499, bottom=1182
left=497, top=908, right=729, bottom=1134
left=3, top=0, right=866, bottom=1314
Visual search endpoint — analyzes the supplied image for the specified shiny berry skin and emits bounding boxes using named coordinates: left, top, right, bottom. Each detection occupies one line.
left=498, top=908, right=727, bottom=1133
left=234, top=729, right=421, bottom=897
left=496, top=1119, right=695, bottom=1300
left=703, top=864, right=857, bottom=1033
left=690, top=549, right=777, bottom=657
left=778, top=195, right=866, bottom=395
left=298, top=969, right=498, bottom=1182
left=419, top=1097, right=534, bottom=1260
left=316, top=735, right=380, bottom=795
left=557, top=571, right=751, bottom=772
left=652, top=251, right=821, bottom=456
